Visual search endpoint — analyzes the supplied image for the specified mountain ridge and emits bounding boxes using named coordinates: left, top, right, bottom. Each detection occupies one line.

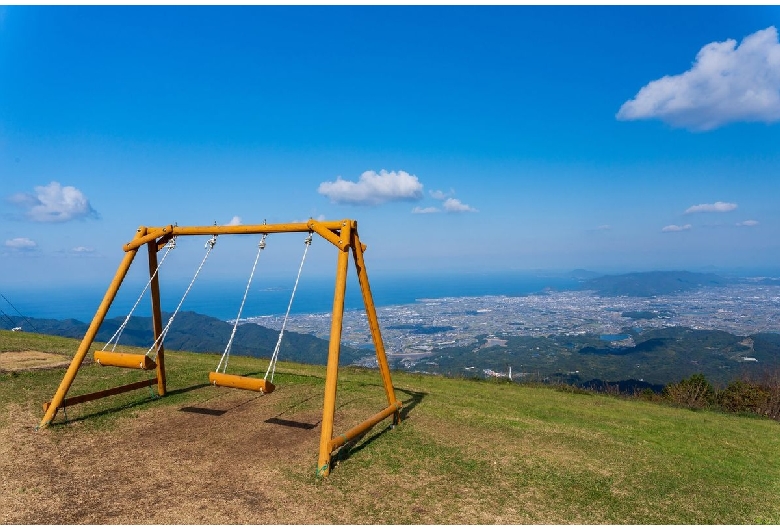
left=0, top=311, right=363, bottom=366
left=577, top=270, right=731, bottom=296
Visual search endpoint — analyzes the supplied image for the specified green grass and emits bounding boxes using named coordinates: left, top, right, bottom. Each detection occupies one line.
left=2, top=330, right=780, bottom=524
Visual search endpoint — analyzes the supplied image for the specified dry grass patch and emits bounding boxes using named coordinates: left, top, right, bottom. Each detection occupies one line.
left=0, top=351, right=71, bottom=371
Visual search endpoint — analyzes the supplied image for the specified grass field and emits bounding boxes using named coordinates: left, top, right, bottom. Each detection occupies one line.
left=1, top=330, right=779, bottom=524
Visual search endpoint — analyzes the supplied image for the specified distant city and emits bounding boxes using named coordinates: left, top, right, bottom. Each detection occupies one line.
left=245, top=281, right=780, bottom=370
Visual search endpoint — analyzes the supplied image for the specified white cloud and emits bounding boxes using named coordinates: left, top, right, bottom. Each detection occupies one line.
left=597, top=225, right=611, bottom=231
left=318, top=170, right=423, bottom=205
left=442, top=198, right=478, bottom=213
left=9, top=181, right=99, bottom=222
left=429, top=189, right=453, bottom=201
left=72, top=246, right=95, bottom=253
left=226, top=216, right=242, bottom=226
left=737, top=219, right=759, bottom=226
left=413, top=189, right=477, bottom=214
left=5, top=237, right=37, bottom=250
left=617, top=26, right=780, bottom=130
left=684, top=201, right=737, bottom=214
left=412, top=206, right=440, bottom=214
left=662, top=224, right=692, bottom=232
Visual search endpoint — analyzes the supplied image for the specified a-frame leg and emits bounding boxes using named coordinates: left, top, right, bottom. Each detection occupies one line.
left=317, top=233, right=351, bottom=477
left=351, top=228, right=402, bottom=420
left=39, top=227, right=146, bottom=428
left=147, top=240, right=167, bottom=397
left=316, top=221, right=403, bottom=477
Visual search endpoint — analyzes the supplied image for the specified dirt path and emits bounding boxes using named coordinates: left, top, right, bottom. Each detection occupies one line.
left=0, top=388, right=354, bottom=524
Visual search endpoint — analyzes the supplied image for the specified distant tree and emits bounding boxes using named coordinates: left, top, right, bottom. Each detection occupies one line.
left=717, top=380, right=769, bottom=415
left=663, top=373, right=715, bottom=409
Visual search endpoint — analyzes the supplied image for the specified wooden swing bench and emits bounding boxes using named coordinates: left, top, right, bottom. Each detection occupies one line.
left=207, top=232, right=305, bottom=397
left=94, top=351, right=157, bottom=370
left=208, top=372, right=275, bottom=393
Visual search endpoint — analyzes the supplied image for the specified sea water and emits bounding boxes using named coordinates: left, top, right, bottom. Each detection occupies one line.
left=1, top=271, right=581, bottom=322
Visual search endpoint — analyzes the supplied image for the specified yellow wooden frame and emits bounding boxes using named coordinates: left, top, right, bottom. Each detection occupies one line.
left=39, top=219, right=402, bottom=477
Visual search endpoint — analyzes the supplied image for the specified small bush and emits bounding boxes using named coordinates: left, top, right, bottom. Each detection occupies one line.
left=753, top=370, right=780, bottom=421
left=663, top=373, right=715, bottom=409
left=636, top=387, right=661, bottom=402
left=717, top=380, right=769, bottom=415
left=552, top=383, right=592, bottom=395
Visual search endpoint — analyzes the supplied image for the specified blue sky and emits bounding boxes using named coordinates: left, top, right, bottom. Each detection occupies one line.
left=2, top=5, right=780, bottom=293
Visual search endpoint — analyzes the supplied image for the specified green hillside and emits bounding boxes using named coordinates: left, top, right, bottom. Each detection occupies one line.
left=1, top=330, right=779, bottom=524
left=432, top=326, right=780, bottom=389
left=0, top=311, right=364, bottom=366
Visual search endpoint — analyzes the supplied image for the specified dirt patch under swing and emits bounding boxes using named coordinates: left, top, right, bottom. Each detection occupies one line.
left=0, top=386, right=357, bottom=524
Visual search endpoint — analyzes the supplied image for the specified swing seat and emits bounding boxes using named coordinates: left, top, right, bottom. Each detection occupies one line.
left=208, top=372, right=275, bottom=394
left=95, top=351, right=157, bottom=370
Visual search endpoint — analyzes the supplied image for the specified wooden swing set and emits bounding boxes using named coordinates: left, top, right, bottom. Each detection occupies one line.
left=39, top=219, right=402, bottom=477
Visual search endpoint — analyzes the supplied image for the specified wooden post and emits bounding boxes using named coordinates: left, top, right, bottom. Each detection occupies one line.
left=316, top=223, right=351, bottom=477
left=147, top=240, right=167, bottom=396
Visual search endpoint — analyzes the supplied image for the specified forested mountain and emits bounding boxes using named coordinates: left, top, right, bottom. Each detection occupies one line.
left=1, top=311, right=363, bottom=366
left=425, top=326, right=780, bottom=389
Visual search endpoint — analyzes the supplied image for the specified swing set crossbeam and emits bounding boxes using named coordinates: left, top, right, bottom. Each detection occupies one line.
left=123, top=221, right=350, bottom=252
left=39, top=219, right=401, bottom=478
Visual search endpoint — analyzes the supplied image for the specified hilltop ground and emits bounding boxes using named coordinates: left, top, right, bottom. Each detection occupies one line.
left=3, top=390, right=322, bottom=524
left=1, top=332, right=779, bottom=524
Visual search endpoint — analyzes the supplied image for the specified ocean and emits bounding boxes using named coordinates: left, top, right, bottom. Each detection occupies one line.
left=1, top=271, right=581, bottom=323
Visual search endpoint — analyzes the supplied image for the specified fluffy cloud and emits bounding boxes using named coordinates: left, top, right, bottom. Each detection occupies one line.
left=412, top=206, right=440, bottom=214
left=5, top=237, right=37, bottom=250
left=662, top=224, right=692, bottom=232
left=318, top=170, right=423, bottom=205
left=442, top=198, right=478, bottom=213
left=617, top=26, right=780, bottom=130
left=684, top=201, right=737, bottom=214
left=737, top=219, right=759, bottom=226
left=72, top=246, right=95, bottom=253
left=226, top=216, right=242, bottom=226
left=9, top=181, right=99, bottom=222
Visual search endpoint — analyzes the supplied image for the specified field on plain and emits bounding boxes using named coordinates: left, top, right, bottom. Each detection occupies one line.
left=1, top=330, right=779, bottom=524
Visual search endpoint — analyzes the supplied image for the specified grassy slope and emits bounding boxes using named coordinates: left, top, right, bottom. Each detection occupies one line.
left=1, top=330, right=779, bottom=524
